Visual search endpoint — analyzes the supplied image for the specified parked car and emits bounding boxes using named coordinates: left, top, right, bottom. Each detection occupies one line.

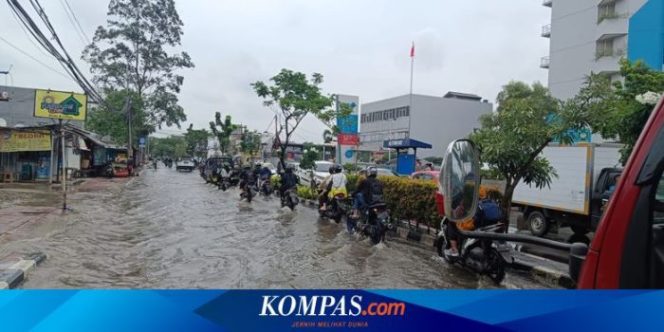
left=176, top=159, right=196, bottom=172
left=411, top=170, right=439, bottom=181
left=300, top=160, right=335, bottom=187
left=375, top=168, right=398, bottom=177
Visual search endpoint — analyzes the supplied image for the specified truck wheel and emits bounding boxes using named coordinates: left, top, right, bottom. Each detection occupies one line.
left=528, top=211, right=549, bottom=237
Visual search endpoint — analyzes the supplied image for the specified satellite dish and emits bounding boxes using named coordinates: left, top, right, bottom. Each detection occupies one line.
left=0, top=91, right=8, bottom=100
left=0, top=118, right=6, bottom=127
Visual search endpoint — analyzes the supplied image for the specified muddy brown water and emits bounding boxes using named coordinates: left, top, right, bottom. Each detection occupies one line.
left=0, top=168, right=547, bottom=289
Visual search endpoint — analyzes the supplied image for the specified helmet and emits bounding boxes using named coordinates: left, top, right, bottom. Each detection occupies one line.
left=334, top=164, right=343, bottom=174
left=328, top=165, right=335, bottom=174
left=367, top=166, right=378, bottom=177
left=254, top=162, right=261, bottom=169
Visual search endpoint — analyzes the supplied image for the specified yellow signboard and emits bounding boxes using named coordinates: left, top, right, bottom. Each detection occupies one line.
left=0, top=129, right=51, bottom=152
left=34, top=89, right=87, bottom=121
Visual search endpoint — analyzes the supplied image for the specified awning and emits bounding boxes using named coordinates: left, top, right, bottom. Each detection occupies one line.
left=383, top=138, right=432, bottom=150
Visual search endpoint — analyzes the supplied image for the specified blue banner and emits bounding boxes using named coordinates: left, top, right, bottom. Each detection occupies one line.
left=0, top=290, right=662, bottom=331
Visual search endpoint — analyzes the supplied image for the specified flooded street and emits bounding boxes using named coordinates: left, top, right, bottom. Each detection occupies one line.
left=0, top=168, right=546, bottom=289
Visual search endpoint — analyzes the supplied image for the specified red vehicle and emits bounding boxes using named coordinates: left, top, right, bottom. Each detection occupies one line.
left=411, top=170, right=439, bottom=182
left=577, top=99, right=664, bottom=288
left=441, top=98, right=664, bottom=289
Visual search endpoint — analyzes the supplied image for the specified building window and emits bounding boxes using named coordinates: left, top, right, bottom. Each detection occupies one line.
left=597, top=2, right=616, bottom=23
left=596, top=38, right=614, bottom=59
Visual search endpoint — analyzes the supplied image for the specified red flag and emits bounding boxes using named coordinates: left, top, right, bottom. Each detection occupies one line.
left=410, top=42, right=415, bottom=58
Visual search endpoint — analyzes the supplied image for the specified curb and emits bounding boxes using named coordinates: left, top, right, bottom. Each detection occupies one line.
left=298, top=197, right=572, bottom=288
left=0, top=253, right=47, bottom=289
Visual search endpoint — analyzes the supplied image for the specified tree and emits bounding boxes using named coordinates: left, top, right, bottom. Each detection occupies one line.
left=184, top=124, right=209, bottom=159
left=209, top=112, right=236, bottom=155
left=149, top=135, right=187, bottom=159
left=251, top=69, right=343, bottom=170
left=300, top=143, right=319, bottom=170
left=571, top=59, right=664, bottom=164
left=82, top=0, right=194, bottom=131
left=470, top=81, right=586, bottom=220
left=240, top=128, right=262, bottom=159
left=86, top=89, right=149, bottom=144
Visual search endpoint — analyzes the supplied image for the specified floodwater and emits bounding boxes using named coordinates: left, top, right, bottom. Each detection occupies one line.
left=1, top=167, right=547, bottom=289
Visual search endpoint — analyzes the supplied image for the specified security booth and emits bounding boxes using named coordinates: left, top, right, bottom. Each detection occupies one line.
left=383, top=138, right=432, bottom=176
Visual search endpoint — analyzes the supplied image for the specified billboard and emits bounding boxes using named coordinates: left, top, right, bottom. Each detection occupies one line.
left=34, top=89, right=87, bottom=121
left=335, top=95, right=359, bottom=165
left=0, top=129, right=51, bottom=152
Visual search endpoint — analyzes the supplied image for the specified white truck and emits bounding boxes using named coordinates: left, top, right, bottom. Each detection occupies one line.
left=513, top=143, right=622, bottom=240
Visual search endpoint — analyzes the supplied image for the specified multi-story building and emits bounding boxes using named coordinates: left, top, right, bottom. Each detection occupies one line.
left=358, top=92, right=492, bottom=158
left=541, top=0, right=663, bottom=100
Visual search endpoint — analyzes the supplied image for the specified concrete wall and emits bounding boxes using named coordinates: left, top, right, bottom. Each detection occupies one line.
left=0, top=85, right=84, bottom=128
left=359, top=94, right=492, bottom=159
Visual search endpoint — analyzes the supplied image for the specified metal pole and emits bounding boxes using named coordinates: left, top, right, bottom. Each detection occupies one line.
left=59, top=119, right=67, bottom=210
left=49, top=129, right=54, bottom=184
left=408, top=52, right=414, bottom=139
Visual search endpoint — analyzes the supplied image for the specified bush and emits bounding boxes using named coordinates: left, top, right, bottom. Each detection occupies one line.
left=296, top=185, right=317, bottom=200
left=379, top=176, right=440, bottom=227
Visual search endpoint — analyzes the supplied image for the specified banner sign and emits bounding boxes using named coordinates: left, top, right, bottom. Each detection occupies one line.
left=34, top=89, right=87, bottom=121
left=335, top=95, right=359, bottom=165
left=0, top=129, right=51, bottom=152
left=338, top=133, right=359, bottom=146
left=0, top=290, right=663, bottom=331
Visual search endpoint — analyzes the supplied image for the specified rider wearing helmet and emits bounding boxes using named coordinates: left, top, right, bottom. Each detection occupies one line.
left=279, top=164, right=299, bottom=197
left=350, top=166, right=384, bottom=218
left=318, top=165, right=336, bottom=211
left=327, top=164, right=348, bottom=199
left=239, top=164, right=256, bottom=191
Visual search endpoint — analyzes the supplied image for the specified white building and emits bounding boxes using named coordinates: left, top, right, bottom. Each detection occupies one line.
left=359, top=92, right=493, bottom=158
left=541, top=0, right=660, bottom=100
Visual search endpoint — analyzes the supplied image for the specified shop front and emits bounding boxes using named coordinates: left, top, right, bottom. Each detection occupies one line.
left=0, top=128, right=52, bottom=182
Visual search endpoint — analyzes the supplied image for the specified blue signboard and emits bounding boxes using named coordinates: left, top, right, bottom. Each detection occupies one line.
left=337, top=114, right=358, bottom=134
left=138, top=137, right=146, bottom=147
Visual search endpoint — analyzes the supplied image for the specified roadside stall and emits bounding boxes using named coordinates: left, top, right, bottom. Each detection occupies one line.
left=0, top=127, right=52, bottom=182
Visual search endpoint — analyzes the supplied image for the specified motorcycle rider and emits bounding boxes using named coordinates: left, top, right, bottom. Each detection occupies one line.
left=239, top=164, right=257, bottom=199
left=349, top=166, right=383, bottom=219
left=259, top=163, right=272, bottom=189
left=279, top=164, right=299, bottom=198
left=318, top=165, right=336, bottom=211
left=444, top=187, right=502, bottom=257
left=321, top=164, right=348, bottom=211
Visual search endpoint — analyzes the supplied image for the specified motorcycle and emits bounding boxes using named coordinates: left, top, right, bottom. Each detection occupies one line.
left=347, top=201, right=393, bottom=245
left=218, top=176, right=231, bottom=191
left=435, top=217, right=508, bottom=284
left=280, top=188, right=299, bottom=211
left=240, top=182, right=256, bottom=203
left=318, top=193, right=349, bottom=223
left=259, top=178, right=273, bottom=196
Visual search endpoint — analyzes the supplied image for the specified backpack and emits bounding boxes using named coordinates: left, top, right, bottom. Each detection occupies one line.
left=476, top=199, right=503, bottom=227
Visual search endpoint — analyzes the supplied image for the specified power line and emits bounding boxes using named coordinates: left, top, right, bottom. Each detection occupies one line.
left=58, top=0, right=90, bottom=45
left=0, top=35, right=72, bottom=80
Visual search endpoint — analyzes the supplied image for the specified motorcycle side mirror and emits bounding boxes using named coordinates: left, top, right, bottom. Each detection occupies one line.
left=440, top=139, right=481, bottom=223
left=568, top=242, right=588, bottom=284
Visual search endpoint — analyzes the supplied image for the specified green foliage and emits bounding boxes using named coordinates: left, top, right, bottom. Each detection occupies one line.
left=86, top=89, right=148, bottom=145
left=82, top=0, right=193, bottom=130
left=184, top=124, right=209, bottom=159
left=380, top=176, right=439, bottom=226
left=299, top=143, right=319, bottom=170
left=572, top=59, right=664, bottom=164
left=149, top=136, right=187, bottom=159
left=251, top=69, right=343, bottom=169
left=209, top=112, right=236, bottom=155
left=240, top=128, right=261, bottom=157
left=343, top=163, right=359, bottom=173
left=470, top=81, right=587, bottom=214
left=480, top=167, right=505, bottom=181
left=297, top=185, right=318, bottom=200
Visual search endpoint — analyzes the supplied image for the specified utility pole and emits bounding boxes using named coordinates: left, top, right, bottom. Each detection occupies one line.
left=59, top=119, right=67, bottom=211
left=124, top=97, right=133, bottom=163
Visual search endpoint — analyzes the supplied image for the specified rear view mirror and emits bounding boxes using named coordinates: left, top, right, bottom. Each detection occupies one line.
left=440, top=139, right=480, bottom=222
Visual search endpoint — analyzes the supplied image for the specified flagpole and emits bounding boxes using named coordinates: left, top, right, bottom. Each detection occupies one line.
left=408, top=42, right=414, bottom=139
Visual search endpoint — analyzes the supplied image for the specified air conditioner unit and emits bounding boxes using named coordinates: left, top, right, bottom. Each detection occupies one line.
left=0, top=91, right=8, bottom=101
